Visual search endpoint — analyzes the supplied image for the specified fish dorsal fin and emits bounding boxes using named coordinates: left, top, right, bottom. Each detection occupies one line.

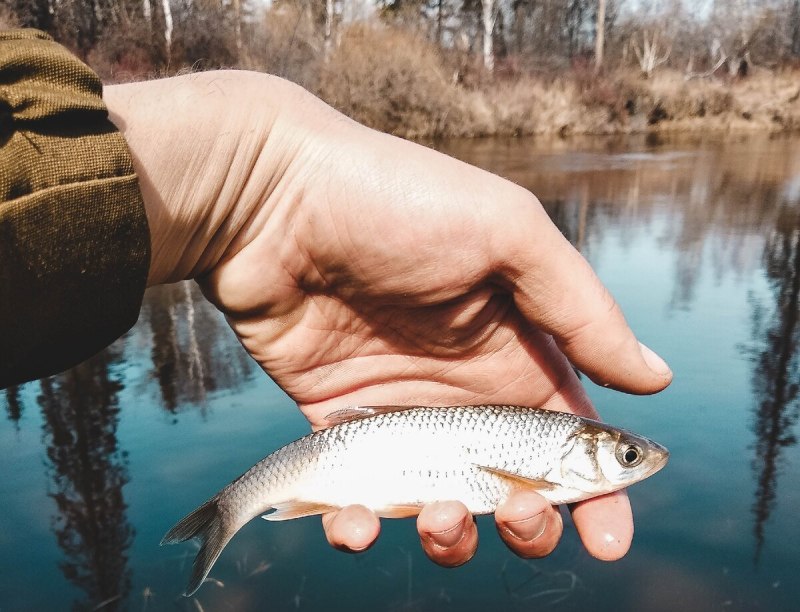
left=475, top=465, right=557, bottom=491
left=324, top=405, right=412, bottom=426
left=262, top=501, right=339, bottom=521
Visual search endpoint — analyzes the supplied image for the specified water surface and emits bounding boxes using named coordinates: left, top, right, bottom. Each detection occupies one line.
left=2, top=133, right=799, bottom=611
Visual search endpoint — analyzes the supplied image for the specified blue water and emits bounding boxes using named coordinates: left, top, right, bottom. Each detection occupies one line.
left=2, top=134, right=799, bottom=611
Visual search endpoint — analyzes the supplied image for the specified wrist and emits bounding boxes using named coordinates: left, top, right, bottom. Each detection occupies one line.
left=104, top=71, right=319, bottom=286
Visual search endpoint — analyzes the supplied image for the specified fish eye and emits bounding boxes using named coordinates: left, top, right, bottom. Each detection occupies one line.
left=616, top=443, right=643, bottom=468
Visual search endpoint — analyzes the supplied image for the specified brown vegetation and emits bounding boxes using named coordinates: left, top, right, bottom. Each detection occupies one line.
left=5, top=0, right=800, bottom=139
left=318, top=24, right=461, bottom=138
left=317, top=25, right=800, bottom=138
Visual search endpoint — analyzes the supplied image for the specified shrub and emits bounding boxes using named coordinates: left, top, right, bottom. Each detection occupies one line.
left=242, top=4, right=324, bottom=91
left=317, top=23, right=461, bottom=138
left=87, top=21, right=159, bottom=82
left=0, top=5, right=19, bottom=29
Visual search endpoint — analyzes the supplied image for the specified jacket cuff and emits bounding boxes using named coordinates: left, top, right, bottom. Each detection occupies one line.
left=0, top=29, right=151, bottom=387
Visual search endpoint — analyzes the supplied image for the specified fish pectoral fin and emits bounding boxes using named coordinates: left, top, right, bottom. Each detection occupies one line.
left=261, top=501, right=340, bottom=521
left=475, top=465, right=557, bottom=491
left=374, top=504, right=425, bottom=519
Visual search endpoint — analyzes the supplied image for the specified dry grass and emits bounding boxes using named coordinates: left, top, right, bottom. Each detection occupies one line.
left=623, top=69, right=800, bottom=133
left=316, top=26, right=604, bottom=138
left=318, top=23, right=461, bottom=139
left=316, top=24, right=800, bottom=139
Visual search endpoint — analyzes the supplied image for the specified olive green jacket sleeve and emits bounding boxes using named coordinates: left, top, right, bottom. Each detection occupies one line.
left=0, top=29, right=150, bottom=389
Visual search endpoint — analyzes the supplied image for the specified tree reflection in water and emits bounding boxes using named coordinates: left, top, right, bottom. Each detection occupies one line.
left=5, top=385, right=22, bottom=427
left=38, top=349, right=133, bottom=611
left=142, top=281, right=256, bottom=414
left=0, top=281, right=257, bottom=608
left=744, top=204, right=800, bottom=562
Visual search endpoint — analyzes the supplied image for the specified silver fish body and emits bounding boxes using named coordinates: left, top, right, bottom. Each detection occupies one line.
left=162, top=405, right=669, bottom=595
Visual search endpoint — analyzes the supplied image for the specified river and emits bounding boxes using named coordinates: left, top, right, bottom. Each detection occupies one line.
left=2, top=133, right=799, bottom=611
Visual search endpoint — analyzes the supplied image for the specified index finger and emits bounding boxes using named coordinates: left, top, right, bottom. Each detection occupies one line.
left=496, top=191, right=672, bottom=394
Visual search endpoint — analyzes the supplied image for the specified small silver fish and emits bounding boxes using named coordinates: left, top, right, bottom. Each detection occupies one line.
left=162, top=405, right=669, bottom=595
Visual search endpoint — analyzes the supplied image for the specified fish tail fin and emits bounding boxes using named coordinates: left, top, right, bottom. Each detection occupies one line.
left=161, top=498, right=235, bottom=596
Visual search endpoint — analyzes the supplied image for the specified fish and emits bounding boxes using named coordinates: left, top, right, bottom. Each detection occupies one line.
left=161, top=404, right=669, bottom=595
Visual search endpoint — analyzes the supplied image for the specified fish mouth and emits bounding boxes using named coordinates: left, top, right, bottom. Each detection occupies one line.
left=645, top=441, right=670, bottom=477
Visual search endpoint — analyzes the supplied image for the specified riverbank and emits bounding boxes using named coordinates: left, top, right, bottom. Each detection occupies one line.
left=316, top=26, right=800, bottom=140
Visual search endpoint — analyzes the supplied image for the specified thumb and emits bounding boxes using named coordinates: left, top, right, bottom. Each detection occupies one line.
left=503, top=203, right=672, bottom=395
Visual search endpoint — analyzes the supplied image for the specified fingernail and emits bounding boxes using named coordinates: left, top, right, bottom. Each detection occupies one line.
left=504, top=511, right=547, bottom=542
left=429, top=517, right=466, bottom=548
left=639, top=342, right=672, bottom=377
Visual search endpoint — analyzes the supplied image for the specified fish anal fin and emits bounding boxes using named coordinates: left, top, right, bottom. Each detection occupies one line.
left=262, top=500, right=339, bottom=521
left=324, top=405, right=412, bottom=426
left=374, top=504, right=424, bottom=518
left=476, top=465, right=556, bottom=491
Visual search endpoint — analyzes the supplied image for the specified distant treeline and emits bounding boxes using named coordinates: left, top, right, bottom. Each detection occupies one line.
left=3, top=0, right=800, bottom=137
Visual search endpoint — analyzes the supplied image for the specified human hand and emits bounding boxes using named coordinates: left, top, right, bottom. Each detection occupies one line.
left=105, top=71, right=671, bottom=566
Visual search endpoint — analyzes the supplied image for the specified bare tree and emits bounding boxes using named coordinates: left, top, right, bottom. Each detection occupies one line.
left=325, top=0, right=336, bottom=57
left=707, top=0, right=785, bottom=74
left=10, top=0, right=53, bottom=30
left=632, top=29, right=671, bottom=78
left=481, top=0, right=498, bottom=72
left=792, top=0, right=800, bottom=56
left=564, top=0, right=589, bottom=58
left=143, top=0, right=151, bottom=25
left=232, top=0, right=242, bottom=55
left=162, top=0, right=173, bottom=59
left=685, top=39, right=727, bottom=80
left=595, top=0, right=606, bottom=71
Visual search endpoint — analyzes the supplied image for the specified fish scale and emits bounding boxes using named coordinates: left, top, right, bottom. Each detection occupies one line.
left=161, top=404, right=669, bottom=596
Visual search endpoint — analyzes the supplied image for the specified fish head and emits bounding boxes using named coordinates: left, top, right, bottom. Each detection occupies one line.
left=559, top=420, right=670, bottom=495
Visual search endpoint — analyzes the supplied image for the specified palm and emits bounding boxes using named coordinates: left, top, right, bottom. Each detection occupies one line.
left=201, top=124, right=597, bottom=427
left=269, top=294, right=585, bottom=429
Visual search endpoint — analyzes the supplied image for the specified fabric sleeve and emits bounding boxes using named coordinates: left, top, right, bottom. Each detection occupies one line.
left=0, top=29, right=151, bottom=388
